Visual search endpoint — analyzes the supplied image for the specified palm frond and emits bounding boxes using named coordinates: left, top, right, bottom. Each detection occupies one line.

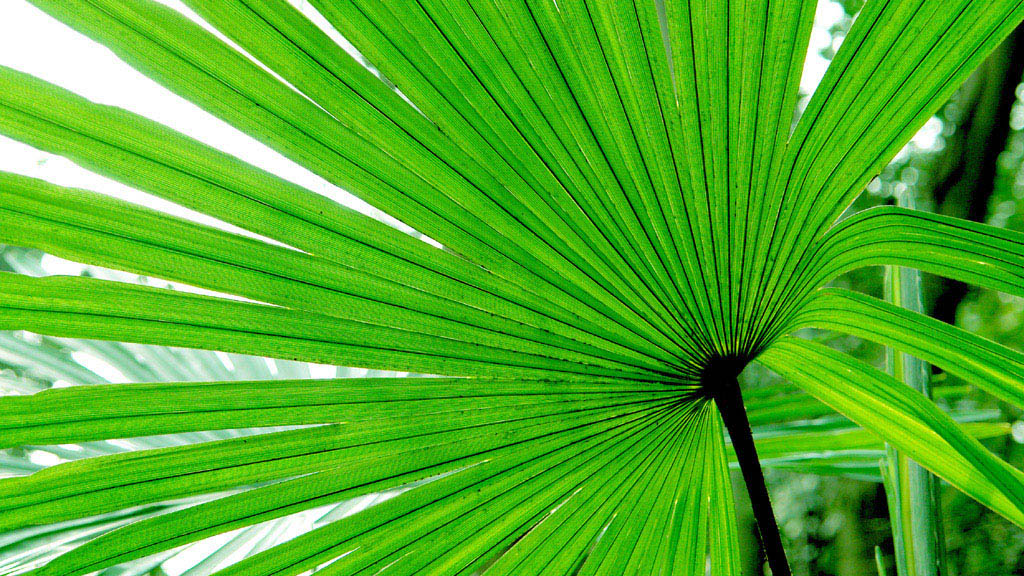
left=2, top=0, right=1024, bottom=573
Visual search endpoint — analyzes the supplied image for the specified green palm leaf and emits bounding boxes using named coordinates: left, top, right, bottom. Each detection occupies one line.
left=2, top=0, right=1024, bottom=573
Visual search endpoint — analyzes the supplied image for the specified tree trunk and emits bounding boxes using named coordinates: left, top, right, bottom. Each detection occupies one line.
left=928, top=27, right=1024, bottom=323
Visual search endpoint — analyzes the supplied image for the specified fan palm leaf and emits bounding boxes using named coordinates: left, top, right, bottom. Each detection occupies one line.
left=2, top=0, right=1024, bottom=573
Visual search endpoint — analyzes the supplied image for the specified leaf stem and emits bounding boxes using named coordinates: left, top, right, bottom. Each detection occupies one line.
left=884, top=189, right=941, bottom=576
left=712, top=375, right=791, bottom=576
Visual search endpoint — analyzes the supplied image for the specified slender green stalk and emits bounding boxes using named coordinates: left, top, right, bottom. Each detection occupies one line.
left=881, top=448, right=910, bottom=576
left=882, top=190, right=942, bottom=576
left=876, top=546, right=890, bottom=576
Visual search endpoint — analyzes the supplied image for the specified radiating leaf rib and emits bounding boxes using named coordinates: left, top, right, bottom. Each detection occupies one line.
left=459, top=402, right=696, bottom=576
left=520, top=0, right=726, bottom=366
left=314, top=0, right=691, bottom=340
left=200, top=399, right=686, bottom=576
left=0, top=376, right=682, bottom=447
left=526, top=0, right=697, bottom=300
left=327, top=0, right=708, bottom=360
left=752, top=0, right=1024, bottom=343
left=0, top=394, right=679, bottom=534
left=320, top=399, right=690, bottom=576
left=734, top=0, right=817, bottom=348
left=811, top=207, right=1024, bottom=295
left=659, top=0, right=821, bottom=358
left=526, top=432, right=688, bottom=574
left=34, top=396, right=683, bottom=576
left=760, top=337, right=1024, bottom=527
left=663, top=415, right=714, bottom=576
left=541, top=1, right=694, bottom=321
left=572, top=403, right=732, bottom=576
left=659, top=0, right=731, bottom=352
left=646, top=412, right=705, bottom=575
left=791, top=288, right=1024, bottom=410
left=706, top=410, right=742, bottom=576
left=0, top=65, right=680, bottom=371
left=262, top=0, right=696, bottom=334
left=0, top=172, right=672, bottom=377
left=341, top=424, right=666, bottom=574
left=395, top=0, right=690, bottom=329
left=582, top=406, right=709, bottom=576
left=475, top=0, right=695, bottom=327
left=0, top=272, right=662, bottom=378
left=22, top=0, right=696, bottom=365
left=753, top=206, right=1024, bottom=350
left=521, top=0, right=693, bottom=311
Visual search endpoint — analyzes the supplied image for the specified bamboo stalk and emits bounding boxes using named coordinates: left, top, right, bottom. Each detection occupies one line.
left=882, top=190, right=943, bottom=576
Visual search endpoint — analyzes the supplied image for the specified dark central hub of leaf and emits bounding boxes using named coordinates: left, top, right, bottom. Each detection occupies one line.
left=697, top=354, right=747, bottom=397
